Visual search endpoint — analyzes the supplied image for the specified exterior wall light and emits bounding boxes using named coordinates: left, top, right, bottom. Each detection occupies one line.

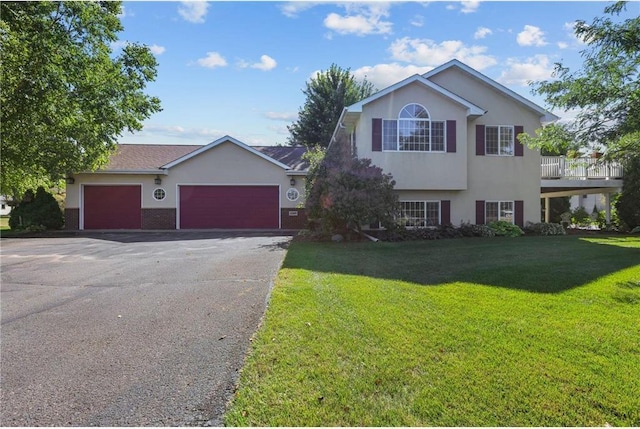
left=154, top=175, right=162, bottom=185
left=290, top=177, right=296, bottom=186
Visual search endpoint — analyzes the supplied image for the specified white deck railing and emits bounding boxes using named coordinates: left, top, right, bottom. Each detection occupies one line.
left=541, top=156, right=624, bottom=180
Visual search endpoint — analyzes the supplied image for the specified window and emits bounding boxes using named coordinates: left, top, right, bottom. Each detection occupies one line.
left=485, top=201, right=514, bottom=223
left=400, top=201, right=440, bottom=227
left=486, top=126, right=514, bottom=156
left=382, top=103, right=446, bottom=152
left=153, top=188, right=166, bottom=201
left=286, top=188, right=300, bottom=202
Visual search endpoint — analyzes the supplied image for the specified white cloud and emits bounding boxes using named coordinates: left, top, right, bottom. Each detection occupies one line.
left=461, top=1, right=480, bottom=14
left=557, top=41, right=569, bottom=49
left=410, top=15, right=424, bottom=27
left=324, top=3, right=393, bottom=36
left=352, top=63, right=433, bottom=90
left=178, top=1, right=209, bottom=24
left=149, top=44, right=166, bottom=55
left=264, top=112, right=298, bottom=121
left=252, top=55, right=277, bottom=71
left=110, top=40, right=129, bottom=51
left=498, top=55, right=554, bottom=86
left=117, top=5, right=132, bottom=19
left=517, top=25, right=547, bottom=47
left=279, top=2, right=319, bottom=18
left=474, top=26, right=492, bottom=40
left=195, top=52, right=227, bottom=69
left=389, top=37, right=497, bottom=70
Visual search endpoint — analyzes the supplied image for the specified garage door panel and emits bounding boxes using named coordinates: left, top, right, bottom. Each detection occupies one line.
left=84, top=185, right=142, bottom=229
left=180, top=185, right=279, bottom=229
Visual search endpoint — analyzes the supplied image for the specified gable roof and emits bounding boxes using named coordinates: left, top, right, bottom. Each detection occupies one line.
left=97, top=136, right=308, bottom=174
left=423, top=59, right=560, bottom=123
left=346, top=73, right=486, bottom=117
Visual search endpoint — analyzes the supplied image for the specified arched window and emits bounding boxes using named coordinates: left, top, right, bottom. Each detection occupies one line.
left=382, top=103, right=445, bottom=152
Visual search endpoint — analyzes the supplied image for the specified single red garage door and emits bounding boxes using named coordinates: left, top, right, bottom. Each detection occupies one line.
left=83, top=185, right=142, bottom=229
left=179, top=185, right=279, bottom=229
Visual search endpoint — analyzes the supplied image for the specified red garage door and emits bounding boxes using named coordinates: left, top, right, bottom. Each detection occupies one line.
left=179, top=185, right=279, bottom=229
left=83, top=185, right=142, bottom=229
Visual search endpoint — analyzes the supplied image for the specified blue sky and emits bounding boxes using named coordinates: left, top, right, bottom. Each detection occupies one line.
left=115, top=1, right=638, bottom=146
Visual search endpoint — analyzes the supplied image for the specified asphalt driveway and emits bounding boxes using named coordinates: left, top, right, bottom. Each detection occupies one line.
left=0, top=231, right=292, bottom=426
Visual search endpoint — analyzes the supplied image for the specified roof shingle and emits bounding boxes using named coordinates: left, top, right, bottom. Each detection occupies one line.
left=103, top=143, right=308, bottom=172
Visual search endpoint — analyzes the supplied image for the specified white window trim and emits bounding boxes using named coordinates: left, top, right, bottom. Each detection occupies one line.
left=485, top=200, right=515, bottom=224
left=382, top=103, right=446, bottom=153
left=485, top=125, right=515, bottom=157
left=153, top=188, right=166, bottom=201
left=399, top=200, right=441, bottom=228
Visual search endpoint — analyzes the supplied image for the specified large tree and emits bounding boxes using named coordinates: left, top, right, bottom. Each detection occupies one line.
left=531, top=1, right=639, bottom=157
left=288, top=64, right=374, bottom=148
left=1, top=1, right=161, bottom=197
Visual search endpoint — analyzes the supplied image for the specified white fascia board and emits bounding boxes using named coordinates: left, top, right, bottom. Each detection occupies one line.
left=346, top=74, right=486, bottom=117
left=161, top=135, right=291, bottom=170
left=424, top=59, right=560, bottom=121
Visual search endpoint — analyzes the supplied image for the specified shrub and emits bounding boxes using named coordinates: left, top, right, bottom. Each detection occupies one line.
left=459, top=223, right=496, bottom=238
left=616, top=155, right=640, bottom=229
left=524, top=222, right=566, bottom=236
left=9, top=187, right=64, bottom=230
left=571, top=206, right=592, bottom=227
left=488, top=220, right=524, bottom=237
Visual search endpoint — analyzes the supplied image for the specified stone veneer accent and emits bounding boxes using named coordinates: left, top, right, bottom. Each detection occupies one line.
left=281, top=208, right=307, bottom=230
left=142, top=208, right=176, bottom=230
left=65, top=208, right=79, bottom=230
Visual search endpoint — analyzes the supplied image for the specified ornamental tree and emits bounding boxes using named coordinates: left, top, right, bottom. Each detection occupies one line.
left=1, top=1, right=162, bottom=197
left=305, top=135, right=398, bottom=235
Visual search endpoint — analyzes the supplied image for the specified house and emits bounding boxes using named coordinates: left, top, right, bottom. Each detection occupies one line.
left=64, top=136, right=308, bottom=230
left=1, top=196, right=12, bottom=216
left=330, top=59, right=559, bottom=228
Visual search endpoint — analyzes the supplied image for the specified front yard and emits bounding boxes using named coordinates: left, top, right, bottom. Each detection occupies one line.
left=225, top=235, right=640, bottom=426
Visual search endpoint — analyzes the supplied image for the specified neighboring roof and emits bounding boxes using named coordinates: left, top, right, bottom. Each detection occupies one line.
left=98, top=136, right=308, bottom=173
left=253, top=145, right=309, bottom=172
left=423, top=59, right=560, bottom=123
left=346, top=73, right=486, bottom=117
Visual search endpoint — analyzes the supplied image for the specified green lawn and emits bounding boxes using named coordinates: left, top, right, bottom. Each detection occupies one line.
left=225, top=235, right=640, bottom=427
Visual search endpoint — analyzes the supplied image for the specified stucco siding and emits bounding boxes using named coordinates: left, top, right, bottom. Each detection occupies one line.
left=354, top=81, right=469, bottom=190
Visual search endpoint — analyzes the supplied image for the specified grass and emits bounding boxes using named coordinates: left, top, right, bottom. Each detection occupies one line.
left=225, top=235, right=640, bottom=427
left=0, top=215, right=9, bottom=231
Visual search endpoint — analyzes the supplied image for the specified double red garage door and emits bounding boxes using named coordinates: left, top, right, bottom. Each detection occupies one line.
left=82, top=185, right=279, bottom=229
left=179, top=185, right=279, bottom=229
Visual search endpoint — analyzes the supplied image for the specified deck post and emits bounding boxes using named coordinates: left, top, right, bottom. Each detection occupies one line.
left=605, top=192, right=611, bottom=223
left=544, top=197, right=550, bottom=223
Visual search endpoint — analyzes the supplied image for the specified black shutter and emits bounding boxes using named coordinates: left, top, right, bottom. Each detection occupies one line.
left=514, top=125, right=524, bottom=157
left=446, top=120, right=456, bottom=153
left=476, top=125, right=485, bottom=156
left=372, top=118, right=382, bottom=152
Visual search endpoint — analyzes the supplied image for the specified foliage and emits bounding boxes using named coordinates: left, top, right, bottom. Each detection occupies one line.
left=305, top=135, right=398, bottom=235
left=488, top=220, right=524, bottom=237
left=9, top=187, right=64, bottom=231
left=571, top=206, right=592, bottom=227
left=1, top=1, right=161, bottom=197
left=300, top=145, right=326, bottom=209
left=458, top=222, right=496, bottom=238
left=226, top=237, right=640, bottom=426
left=531, top=2, right=640, bottom=157
left=541, top=197, right=571, bottom=224
left=615, top=155, right=640, bottom=229
left=287, top=64, right=375, bottom=148
left=518, top=123, right=579, bottom=156
left=372, top=224, right=463, bottom=242
left=524, top=222, right=566, bottom=236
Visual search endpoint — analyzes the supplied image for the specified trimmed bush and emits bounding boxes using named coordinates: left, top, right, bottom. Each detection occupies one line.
left=9, top=187, right=64, bottom=231
left=488, top=220, right=524, bottom=237
left=459, top=223, right=496, bottom=238
left=525, top=222, right=566, bottom=236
